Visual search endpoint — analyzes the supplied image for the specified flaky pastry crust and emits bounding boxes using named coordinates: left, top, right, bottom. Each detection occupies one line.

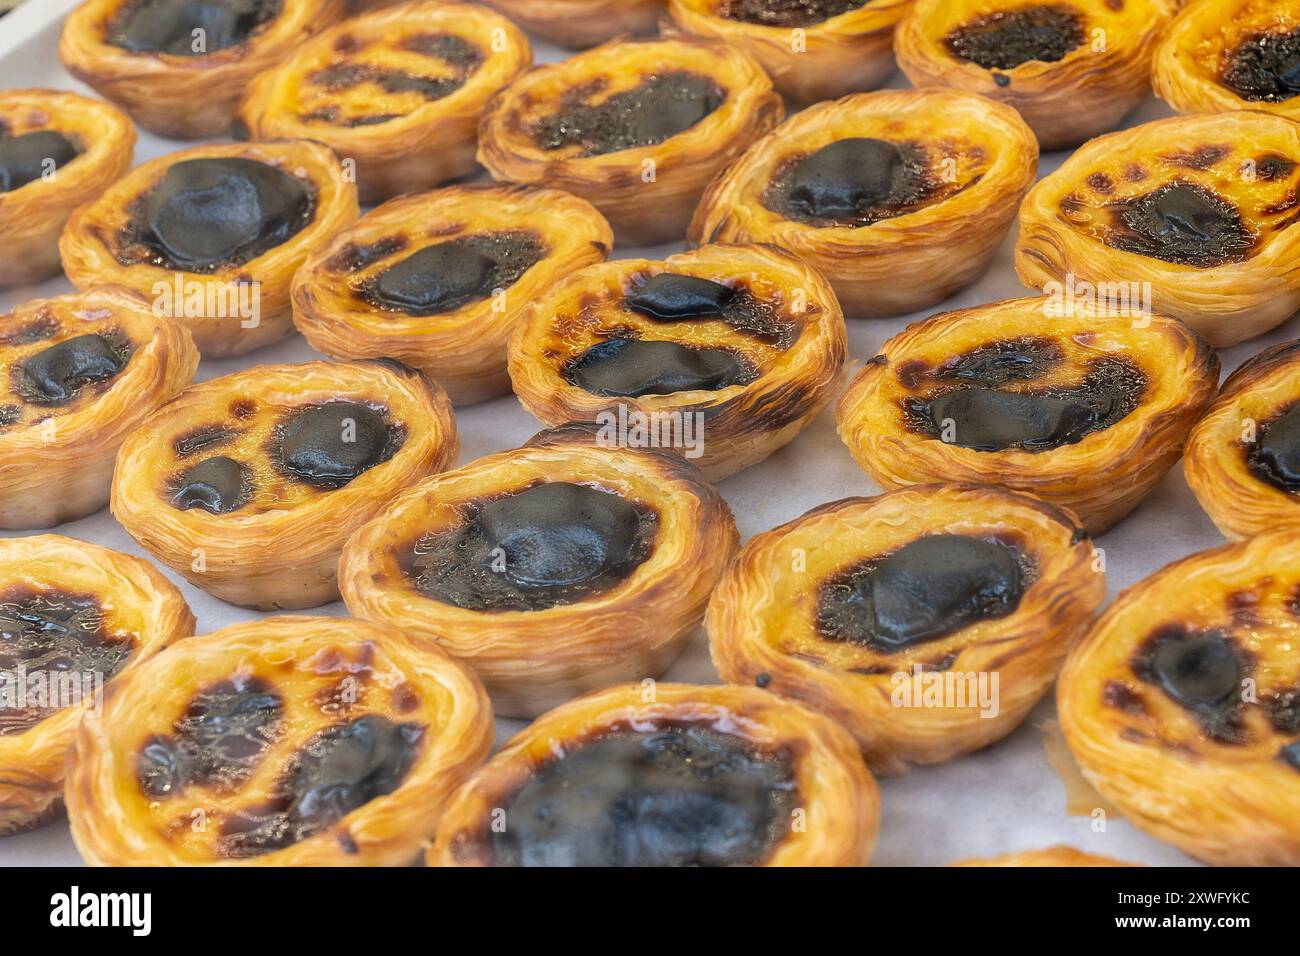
left=340, top=427, right=738, bottom=719
left=896, top=0, right=1177, bottom=150
left=429, top=682, right=878, bottom=866
left=1059, top=531, right=1300, bottom=866
left=707, top=483, right=1104, bottom=774
left=0, top=287, right=198, bottom=530
left=238, top=2, right=531, bottom=205
left=952, top=846, right=1137, bottom=866
left=1015, top=111, right=1300, bottom=347
left=0, top=535, right=193, bottom=836
left=112, top=359, right=458, bottom=610
left=477, top=37, right=782, bottom=245
left=835, top=297, right=1220, bottom=533
left=0, top=89, right=135, bottom=288
left=292, top=184, right=612, bottom=405
left=66, top=615, right=492, bottom=866
left=689, top=88, right=1037, bottom=318
left=60, top=140, right=359, bottom=358
left=506, top=243, right=847, bottom=481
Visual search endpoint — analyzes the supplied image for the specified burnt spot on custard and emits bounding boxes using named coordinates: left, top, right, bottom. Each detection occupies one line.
left=0, top=587, right=134, bottom=736
left=815, top=534, right=1032, bottom=651
left=173, top=424, right=237, bottom=458
left=0, top=314, right=58, bottom=347
left=326, top=235, right=408, bottom=273
left=118, top=157, right=315, bottom=273
left=357, top=231, right=545, bottom=316
left=105, top=0, right=282, bottom=56
left=1223, top=29, right=1300, bottom=103
left=717, top=0, right=868, bottom=26
left=900, top=337, right=1146, bottom=453
left=1246, top=401, right=1300, bottom=493
left=408, top=481, right=658, bottom=612
left=487, top=722, right=797, bottom=867
left=1256, top=154, right=1297, bottom=182
left=168, top=456, right=252, bottom=515
left=0, top=129, right=80, bottom=194
left=136, top=676, right=285, bottom=798
left=270, top=400, right=404, bottom=490
left=564, top=337, right=758, bottom=397
left=217, top=715, right=423, bottom=858
left=1104, top=181, right=1255, bottom=268
left=763, top=138, right=941, bottom=227
left=530, top=72, right=726, bottom=156
left=11, top=330, right=132, bottom=407
left=302, top=36, right=484, bottom=126
left=1132, top=627, right=1251, bottom=743
left=944, top=5, right=1085, bottom=71
left=624, top=273, right=798, bottom=346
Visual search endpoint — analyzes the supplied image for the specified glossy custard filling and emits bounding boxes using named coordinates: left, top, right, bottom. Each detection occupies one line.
left=1133, top=627, right=1249, bottom=743
left=944, top=5, right=1085, bottom=71
left=12, top=331, right=131, bottom=406
left=358, top=232, right=545, bottom=316
left=0, top=130, right=79, bottom=194
left=625, top=273, right=797, bottom=344
left=0, top=588, right=134, bottom=736
left=1105, top=181, right=1255, bottom=268
left=218, top=715, right=423, bottom=858
left=1249, top=403, right=1300, bottom=492
left=765, top=138, right=938, bottom=227
left=902, top=337, right=1146, bottom=452
left=105, top=0, right=283, bottom=56
left=531, top=71, right=725, bottom=156
left=1222, top=29, right=1300, bottom=103
left=718, top=0, right=870, bottom=27
left=489, top=724, right=797, bottom=866
left=816, top=535, right=1028, bottom=651
left=122, top=157, right=314, bottom=273
left=409, top=482, right=658, bottom=611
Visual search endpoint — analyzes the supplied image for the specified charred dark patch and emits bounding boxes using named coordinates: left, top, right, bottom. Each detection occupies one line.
left=944, top=5, right=1085, bottom=71
left=1086, top=173, right=1114, bottom=194
left=0, top=130, right=79, bottom=194
left=271, top=401, right=403, bottom=489
left=136, top=676, right=285, bottom=798
left=1257, top=154, right=1297, bottom=181
left=305, top=35, right=483, bottom=115
left=12, top=331, right=131, bottom=406
left=217, top=716, right=423, bottom=858
left=325, top=235, right=408, bottom=273
left=624, top=273, right=798, bottom=347
left=0, top=314, right=57, bottom=347
left=488, top=723, right=796, bottom=867
left=105, top=0, right=282, bottom=56
left=1223, top=28, right=1300, bottom=103
left=168, top=456, right=251, bottom=515
left=357, top=232, right=544, bottom=317
left=230, top=398, right=257, bottom=420
left=1247, top=401, right=1300, bottom=492
left=763, top=138, right=940, bottom=227
left=0, top=588, right=134, bottom=736
left=1106, top=180, right=1255, bottom=268
left=1164, top=145, right=1230, bottom=170
left=1132, top=627, right=1250, bottom=744
left=564, top=337, right=757, bottom=397
left=409, top=482, right=658, bottom=612
left=1103, top=680, right=1146, bottom=716
left=531, top=71, right=725, bottom=156
left=173, top=424, right=236, bottom=458
left=816, top=535, right=1031, bottom=651
left=717, top=0, right=868, bottom=26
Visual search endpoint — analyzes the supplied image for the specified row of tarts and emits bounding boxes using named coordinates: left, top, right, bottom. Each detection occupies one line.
left=2, top=0, right=1300, bottom=866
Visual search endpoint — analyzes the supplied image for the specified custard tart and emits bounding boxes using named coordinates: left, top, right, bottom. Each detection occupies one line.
left=112, top=359, right=457, bottom=610
left=506, top=244, right=847, bottom=482
left=60, top=140, right=359, bottom=358
left=66, top=615, right=492, bottom=866
left=836, top=297, right=1220, bottom=534
left=292, top=185, right=612, bottom=405
left=1059, top=530, right=1300, bottom=866
left=60, top=0, right=347, bottom=139
left=952, top=846, right=1136, bottom=866
left=0, top=535, right=193, bottom=837
left=1185, top=340, right=1300, bottom=540
left=1154, top=0, right=1300, bottom=120
left=479, top=0, right=662, bottom=50
left=0, top=287, right=198, bottom=530
left=707, top=483, right=1103, bottom=774
left=689, top=89, right=1037, bottom=318
left=665, top=0, right=914, bottom=104
left=1016, top=111, right=1300, bottom=348
left=339, top=425, right=738, bottom=719
left=0, top=90, right=135, bottom=288
left=237, top=2, right=531, bottom=205
left=429, top=682, right=878, bottom=867
left=896, top=0, right=1176, bottom=151
left=477, top=37, right=782, bottom=245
